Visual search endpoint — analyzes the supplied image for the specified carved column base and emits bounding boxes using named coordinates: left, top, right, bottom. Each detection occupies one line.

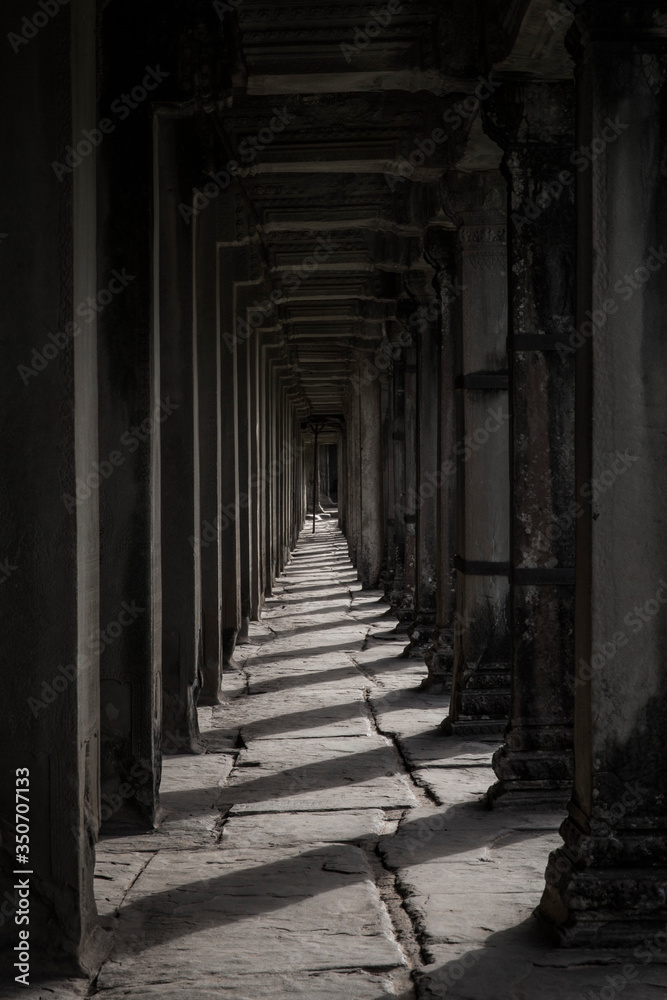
left=441, top=717, right=506, bottom=738
left=487, top=733, right=574, bottom=809
left=443, top=662, right=511, bottom=736
left=405, top=611, right=438, bottom=658
left=538, top=817, right=667, bottom=947
left=380, top=604, right=414, bottom=638
left=487, top=782, right=572, bottom=812
left=423, top=626, right=455, bottom=690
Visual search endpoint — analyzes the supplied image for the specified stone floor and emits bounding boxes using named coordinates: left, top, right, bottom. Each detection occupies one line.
left=19, top=520, right=667, bottom=998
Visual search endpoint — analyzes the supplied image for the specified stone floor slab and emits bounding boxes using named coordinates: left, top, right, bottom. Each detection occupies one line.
left=412, top=766, right=495, bottom=806
left=99, top=754, right=235, bottom=852
left=98, top=846, right=405, bottom=986
left=213, top=690, right=372, bottom=741
left=96, top=970, right=404, bottom=999
left=221, top=809, right=387, bottom=848
left=48, top=522, right=667, bottom=999
left=95, top=852, right=154, bottom=922
left=218, top=736, right=417, bottom=812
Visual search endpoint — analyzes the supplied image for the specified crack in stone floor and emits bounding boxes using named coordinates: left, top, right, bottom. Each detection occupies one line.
left=20, top=520, right=667, bottom=999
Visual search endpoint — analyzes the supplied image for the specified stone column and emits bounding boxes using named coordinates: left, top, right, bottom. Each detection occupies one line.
left=539, top=4, right=667, bottom=945
left=96, top=9, right=162, bottom=816
left=195, top=195, right=223, bottom=705
left=408, top=280, right=440, bottom=656
left=443, top=223, right=511, bottom=736
left=357, top=347, right=384, bottom=589
left=0, top=0, right=102, bottom=971
left=389, top=351, right=407, bottom=609
left=344, top=375, right=362, bottom=567
left=248, top=332, right=263, bottom=620
left=483, top=83, right=576, bottom=808
left=259, top=339, right=271, bottom=597
left=396, top=342, right=418, bottom=633
left=379, top=367, right=395, bottom=597
left=157, top=114, right=203, bottom=754
left=423, top=229, right=459, bottom=690
left=218, top=246, right=241, bottom=667
left=235, top=284, right=261, bottom=644
left=338, top=429, right=348, bottom=535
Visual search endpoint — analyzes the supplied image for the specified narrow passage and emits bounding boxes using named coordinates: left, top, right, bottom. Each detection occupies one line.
left=92, top=521, right=571, bottom=1000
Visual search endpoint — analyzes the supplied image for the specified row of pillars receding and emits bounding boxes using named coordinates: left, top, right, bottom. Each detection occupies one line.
left=2, top=0, right=667, bottom=974
left=0, top=4, right=317, bottom=971
left=338, top=28, right=667, bottom=948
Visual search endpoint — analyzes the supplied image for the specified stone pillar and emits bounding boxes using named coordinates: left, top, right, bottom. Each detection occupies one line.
left=338, top=430, right=348, bottom=535
left=396, top=342, right=418, bottom=632
left=379, top=367, right=395, bottom=597
left=483, top=83, right=576, bottom=808
left=218, top=246, right=241, bottom=667
left=443, top=223, right=511, bottom=736
left=195, top=195, right=223, bottom=705
left=344, top=375, right=362, bottom=567
left=96, top=5, right=162, bottom=817
left=235, top=285, right=260, bottom=645
left=0, top=0, right=103, bottom=971
left=157, top=115, right=203, bottom=754
left=408, top=282, right=440, bottom=656
left=357, top=347, right=384, bottom=589
left=389, top=352, right=407, bottom=609
left=259, top=340, right=271, bottom=597
left=248, top=333, right=263, bottom=620
left=539, top=5, right=667, bottom=945
left=423, top=230, right=459, bottom=690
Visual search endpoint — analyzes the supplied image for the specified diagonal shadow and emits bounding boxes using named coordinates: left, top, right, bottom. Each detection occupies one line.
left=103, top=800, right=549, bottom=961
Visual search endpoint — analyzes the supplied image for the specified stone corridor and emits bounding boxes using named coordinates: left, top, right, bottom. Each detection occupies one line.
left=18, top=521, right=664, bottom=999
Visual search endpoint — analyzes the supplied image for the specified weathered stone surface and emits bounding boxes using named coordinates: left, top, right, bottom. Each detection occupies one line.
left=95, top=853, right=154, bottom=923
left=98, top=847, right=405, bottom=985
left=213, top=691, right=372, bottom=740
left=417, top=945, right=667, bottom=1000
left=221, top=809, right=387, bottom=849
left=96, top=970, right=403, bottom=999
left=412, top=766, right=496, bottom=806
left=98, top=753, right=234, bottom=852
left=1, top=984, right=90, bottom=1000
left=40, top=518, right=667, bottom=993
left=219, top=736, right=417, bottom=812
